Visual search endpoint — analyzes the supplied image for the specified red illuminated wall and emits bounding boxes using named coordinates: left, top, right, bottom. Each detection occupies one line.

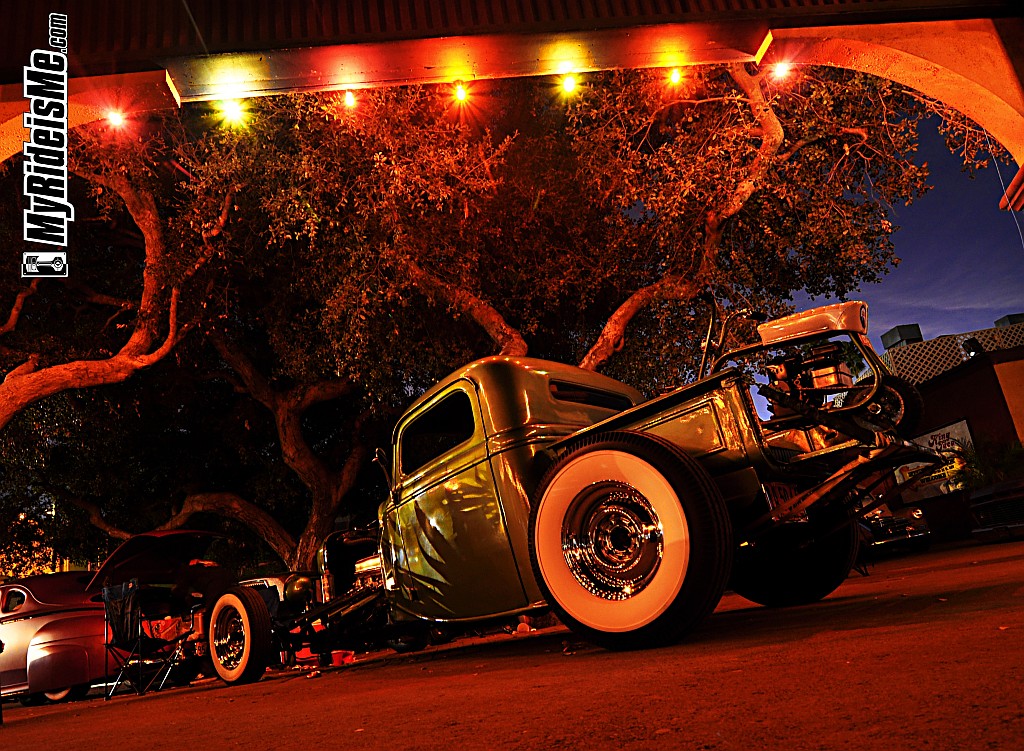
left=916, top=345, right=1024, bottom=447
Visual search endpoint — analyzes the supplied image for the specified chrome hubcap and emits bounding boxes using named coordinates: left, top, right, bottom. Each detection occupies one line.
left=562, top=481, right=664, bottom=600
left=213, top=606, right=246, bottom=669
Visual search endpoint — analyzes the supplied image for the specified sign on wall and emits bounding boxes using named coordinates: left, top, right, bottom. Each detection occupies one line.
left=894, top=420, right=974, bottom=501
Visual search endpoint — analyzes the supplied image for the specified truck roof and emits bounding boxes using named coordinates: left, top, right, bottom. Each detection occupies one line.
left=397, top=356, right=643, bottom=439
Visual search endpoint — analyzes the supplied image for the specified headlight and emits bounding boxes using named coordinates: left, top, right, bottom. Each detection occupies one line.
left=283, top=575, right=315, bottom=605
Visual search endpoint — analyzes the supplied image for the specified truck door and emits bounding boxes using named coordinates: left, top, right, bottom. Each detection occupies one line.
left=383, top=382, right=527, bottom=620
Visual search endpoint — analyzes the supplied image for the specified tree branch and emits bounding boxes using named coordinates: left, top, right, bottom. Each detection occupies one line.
left=0, top=277, right=184, bottom=424
left=581, top=64, right=789, bottom=373
left=706, top=64, right=785, bottom=236
left=209, top=333, right=276, bottom=409
left=778, top=127, right=870, bottom=163
left=181, top=188, right=238, bottom=283
left=0, top=164, right=185, bottom=430
left=0, top=283, right=183, bottom=430
left=211, top=334, right=341, bottom=498
left=159, top=492, right=297, bottom=566
left=68, top=280, right=135, bottom=310
left=70, top=490, right=299, bottom=567
left=202, top=188, right=235, bottom=242
left=69, top=167, right=167, bottom=357
left=579, top=274, right=701, bottom=371
left=293, top=379, right=357, bottom=413
left=402, top=256, right=528, bottom=356
left=0, top=279, right=40, bottom=336
left=66, top=497, right=132, bottom=540
left=130, top=288, right=183, bottom=367
left=633, top=95, right=746, bottom=141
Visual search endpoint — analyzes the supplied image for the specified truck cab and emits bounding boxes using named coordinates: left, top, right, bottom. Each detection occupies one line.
left=381, top=358, right=642, bottom=622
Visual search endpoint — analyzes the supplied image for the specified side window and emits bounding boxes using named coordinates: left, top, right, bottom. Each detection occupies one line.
left=2, top=589, right=26, bottom=614
left=400, top=390, right=477, bottom=475
left=549, top=380, right=635, bottom=412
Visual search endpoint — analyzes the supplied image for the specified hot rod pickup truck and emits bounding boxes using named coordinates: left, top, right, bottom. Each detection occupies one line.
left=213, top=300, right=941, bottom=680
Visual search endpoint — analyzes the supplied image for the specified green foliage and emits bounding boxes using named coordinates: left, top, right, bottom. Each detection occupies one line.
left=172, top=68, right=1008, bottom=393
left=170, top=90, right=508, bottom=402
left=952, top=441, right=1024, bottom=491
left=0, top=509, right=58, bottom=578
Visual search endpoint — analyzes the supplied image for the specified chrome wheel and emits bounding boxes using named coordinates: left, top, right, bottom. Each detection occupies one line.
left=529, top=432, right=732, bottom=649
left=212, top=603, right=246, bottom=671
left=562, top=481, right=664, bottom=600
left=532, top=447, right=692, bottom=634
left=207, top=587, right=272, bottom=684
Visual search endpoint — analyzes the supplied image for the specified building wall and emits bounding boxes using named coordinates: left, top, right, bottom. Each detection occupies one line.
left=994, top=357, right=1024, bottom=443
left=917, top=354, right=1020, bottom=447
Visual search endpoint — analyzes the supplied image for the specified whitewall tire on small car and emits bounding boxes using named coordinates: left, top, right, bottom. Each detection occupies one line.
left=208, top=586, right=273, bottom=684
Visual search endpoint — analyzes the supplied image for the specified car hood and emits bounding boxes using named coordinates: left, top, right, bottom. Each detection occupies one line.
left=85, top=530, right=221, bottom=592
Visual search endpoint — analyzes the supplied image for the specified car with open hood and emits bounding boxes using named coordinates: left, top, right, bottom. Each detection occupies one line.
left=0, top=530, right=243, bottom=702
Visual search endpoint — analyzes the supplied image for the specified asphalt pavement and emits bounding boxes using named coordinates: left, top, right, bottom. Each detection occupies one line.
left=3, top=540, right=1023, bottom=750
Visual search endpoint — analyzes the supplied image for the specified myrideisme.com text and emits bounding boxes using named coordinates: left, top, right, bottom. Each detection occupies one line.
left=23, top=12, right=74, bottom=251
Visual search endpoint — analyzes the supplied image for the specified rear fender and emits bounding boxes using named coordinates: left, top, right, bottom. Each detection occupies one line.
left=26, top=613, right=105, bottom=693
left=27, top=644, right=92, bottom=694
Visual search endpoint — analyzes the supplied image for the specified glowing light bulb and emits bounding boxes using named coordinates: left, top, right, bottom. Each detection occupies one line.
left=772, top=62, right=793, bottom=79
left=218, top=99, right=246, bottom=125
left=455, top=83, right=468, bottom=102
left=561, top=75, right=577, bottom=94
left=668, top=69, right=682, bottom=85
left=106, top=111, right=125, bottom=126
left=344, top=90, right=356, bottom=108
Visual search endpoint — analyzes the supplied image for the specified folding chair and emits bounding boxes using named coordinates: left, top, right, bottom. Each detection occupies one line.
left=102, top=579, right=197, bottom=699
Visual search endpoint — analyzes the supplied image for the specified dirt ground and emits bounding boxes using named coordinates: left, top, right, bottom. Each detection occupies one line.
left=3, top=540, right=1023, bottom=750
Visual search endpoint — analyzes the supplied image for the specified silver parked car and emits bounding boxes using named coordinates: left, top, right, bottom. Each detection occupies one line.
left=0, top=572, right=106, bottom=704
left=1, top=531, right=239, bottom=703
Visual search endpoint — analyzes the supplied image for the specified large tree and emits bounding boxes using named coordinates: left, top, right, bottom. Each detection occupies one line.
left=0, top=64, right=1007, bottom=571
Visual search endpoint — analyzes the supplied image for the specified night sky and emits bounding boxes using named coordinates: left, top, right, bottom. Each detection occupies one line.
left=800, top=123, right=1024, bottom=352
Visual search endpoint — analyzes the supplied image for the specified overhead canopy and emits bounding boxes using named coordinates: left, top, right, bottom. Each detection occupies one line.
left=1, top=1, right=1020, bottom=191
left=163, top=22, right=770, bottom=103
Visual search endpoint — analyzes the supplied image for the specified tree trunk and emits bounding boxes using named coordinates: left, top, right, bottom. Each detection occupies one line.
left=213, top=335, right=372, bottom=570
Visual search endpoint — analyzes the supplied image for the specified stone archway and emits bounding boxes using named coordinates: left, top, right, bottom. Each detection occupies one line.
left=772, top=17, right=1024, bottom=168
